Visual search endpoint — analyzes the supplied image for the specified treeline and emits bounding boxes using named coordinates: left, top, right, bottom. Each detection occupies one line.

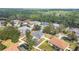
left=0, top=8, right=79, bottom=27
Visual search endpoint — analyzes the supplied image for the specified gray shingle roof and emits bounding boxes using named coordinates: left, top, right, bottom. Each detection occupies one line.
left=31, top=31, right=44, bottom=39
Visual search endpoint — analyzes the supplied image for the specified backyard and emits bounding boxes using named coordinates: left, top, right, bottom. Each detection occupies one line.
left=39, top=41, right=55, bottom=51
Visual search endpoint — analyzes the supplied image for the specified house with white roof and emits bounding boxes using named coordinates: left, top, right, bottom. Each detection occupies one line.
left=18, top=26, right=30, bottom=35
left=0, top=20, right=5, bottom=27
left=13, top=20, right=21, bottom=27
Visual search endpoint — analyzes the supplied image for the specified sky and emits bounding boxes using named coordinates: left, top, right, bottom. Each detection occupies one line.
left=0, top=0, right=79, bottom=8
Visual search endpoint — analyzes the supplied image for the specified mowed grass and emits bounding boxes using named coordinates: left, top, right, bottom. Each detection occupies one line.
left=39, top=41, right=55, bottom=51
left=64, top=40, right=77, bottom=50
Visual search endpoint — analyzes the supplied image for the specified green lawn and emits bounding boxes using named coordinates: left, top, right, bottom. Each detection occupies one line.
left=39, top=38, right=45, bottom=43
left=39, top=41, right=55, bottom=51
left=64, top=40, right=77, bottom=50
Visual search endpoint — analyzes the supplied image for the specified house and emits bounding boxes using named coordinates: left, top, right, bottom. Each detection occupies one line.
left=41, top=22, right=49, bottom=27
left=53, top=23, right=60, bottom=29
left=0, top=20, right=5, bottom=27
left=31, top=31, right=44, bottom=40
left=12, top=20, right=21, bottom=27
left=48, top=36, right=71, bottom=51
left=32, top=21, right=41, bottom=25
left=18, top=26, right=30, bottom=35
left=56, top=33, right=68, bottom=39
left=69, top=28, right=79, bottom=37
left=31, top=31, right=44, bottom=45
left=31, top=31, right=44, bottom=41
left=21, top=21, right=28, bottom=26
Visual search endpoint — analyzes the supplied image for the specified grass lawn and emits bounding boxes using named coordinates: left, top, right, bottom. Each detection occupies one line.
left=39, top=41, right=55, bottom=51
left=1, top=39, right=15, bottom=48
left=39, top=38, right=45, bottom=43
left=64, top=40, right=77, bottom=50
left=70, top=43, right=77, bottom=50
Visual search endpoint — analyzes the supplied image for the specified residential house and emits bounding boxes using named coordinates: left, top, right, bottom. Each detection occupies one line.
left=41, top=22, right=49, bottom=27
left=53, top=23, right=60, bottom=29
left=56, top=33, right=68, bottom=39
left=48, top=36, right=71, bottom=51
left=0, top=20, right=5, bottom=27
left=18, top=26, right=30, bottom=36
left=12, top=20, right=21, bottom=27
left=32, top=21, right=41, bottom=25
left=31, top=31, right=44, bottom=45
left=69, top=28, right=79, bottom=37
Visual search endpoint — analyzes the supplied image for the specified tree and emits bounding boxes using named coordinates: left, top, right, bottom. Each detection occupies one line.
left=0, top=26, right=20, bottom=43
left=43, top=23, right=56, bottom=35
left=33, top=25, right=41, bottom=31
left=26, top=31, right=35, bottom=50
left=67, top=31, right=77, bottom=41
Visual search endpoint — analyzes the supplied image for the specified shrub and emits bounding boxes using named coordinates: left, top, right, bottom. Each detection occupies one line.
left=0, top=44, right=7, bottom=51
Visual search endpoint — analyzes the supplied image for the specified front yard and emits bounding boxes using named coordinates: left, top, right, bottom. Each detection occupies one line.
left=38, top=41, right=55, bottom=51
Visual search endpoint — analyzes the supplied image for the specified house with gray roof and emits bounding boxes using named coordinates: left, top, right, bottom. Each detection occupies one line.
left=31, top=30, right=44, bottom=45
left=0, top=20, right=5, bottom=27
left=31, top=31, right=44, bottom=40
left=41, top=22, right=49, bottom=27
left=69, top=28, right=79, bottom=37
left=18, top=26, right=30, bottom=35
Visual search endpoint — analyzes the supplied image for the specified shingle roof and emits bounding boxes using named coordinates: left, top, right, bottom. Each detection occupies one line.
left=41, top=22, right=49, bottom=26
left=69, top=28, right=79, bottom=36
left=49, top=36, right=69, bottom=50
left=31, top=31, right=44, bottom=39
left=18, top=26, right=30, bottom=35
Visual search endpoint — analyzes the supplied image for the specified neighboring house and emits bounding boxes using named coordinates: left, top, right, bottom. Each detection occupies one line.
left=41, top=22, right=49, bottom=32
left=18, top=26, right=30, bottom=35
left=48, top=36, right=71, bottom=51
left=32, top=21, right=41, bottom=25
left=31, top=31, right=44, bottom=40
left=21, top=21, right=28, bottom=26
left=31, top=31, right=44, bottom=45
left=69, top=28, right=79, bottom=37
left=0, top=20, right=5, bottom=27
left=12, top=20, right=21, bottom=27
left=56, top=33, right=73, bottom=41
left=53, top=23, right=60, bottom=29
left=41, top=22, right=49, bottom=27
left=56, top=33, right=68, bottom=39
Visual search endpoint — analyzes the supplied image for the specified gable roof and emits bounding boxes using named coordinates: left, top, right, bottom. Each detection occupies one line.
left=49, top=36, right=69, bottom=50
left=69, top=28, right=79, bottom=36
left=31, top=31, right=44, bottom=39
left=18, top=26, right=30, bottom=35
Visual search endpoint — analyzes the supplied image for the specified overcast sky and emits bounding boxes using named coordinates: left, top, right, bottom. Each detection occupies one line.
left=0, top=0, right=79, bottom=8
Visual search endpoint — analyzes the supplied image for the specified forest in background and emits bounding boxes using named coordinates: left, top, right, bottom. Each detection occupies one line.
left=0, top=8, right=79, bottom=27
